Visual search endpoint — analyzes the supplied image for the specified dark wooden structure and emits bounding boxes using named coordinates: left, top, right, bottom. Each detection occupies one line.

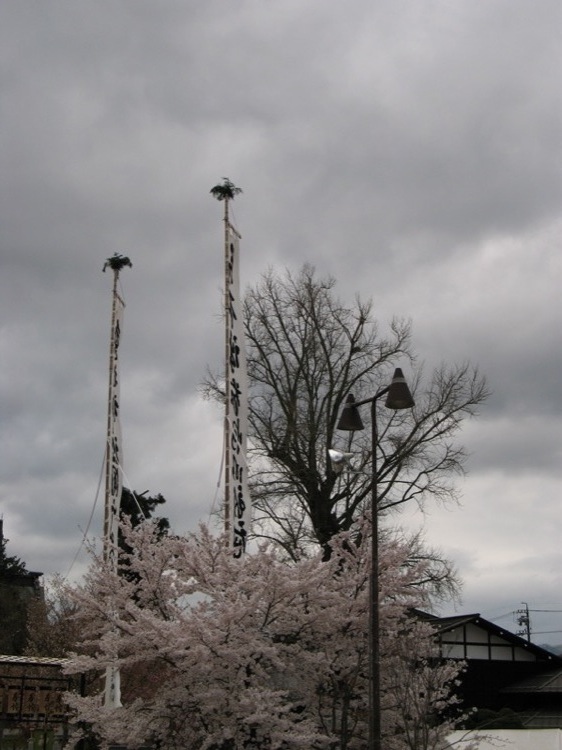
left=0, top=654, right=80, bottom=749
left=417, top=610, right=562, bottom=728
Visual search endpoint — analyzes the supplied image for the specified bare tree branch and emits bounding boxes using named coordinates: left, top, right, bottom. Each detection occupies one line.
left=203, top=265, right=489, bottom=563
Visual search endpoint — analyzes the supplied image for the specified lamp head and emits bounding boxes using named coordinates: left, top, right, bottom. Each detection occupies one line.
left=328, top=448, right=355, bottom=474
left=336, top=394, right=365, bottom=431
left=385, top=368, right=415, bottom=410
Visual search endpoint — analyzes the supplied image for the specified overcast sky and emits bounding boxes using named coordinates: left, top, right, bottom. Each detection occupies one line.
left=1, top=1, right=561, bottom=645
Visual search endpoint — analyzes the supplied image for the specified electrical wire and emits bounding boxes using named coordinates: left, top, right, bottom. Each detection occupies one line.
left=63, top=447, right=106, bottom=581
left=118, top=465, right=149, bottom=520
left=488, top=611, right=516, bottom=621
left=209, top=423, right=226, bottom=523
left=64, top=271, right=131, bottom=581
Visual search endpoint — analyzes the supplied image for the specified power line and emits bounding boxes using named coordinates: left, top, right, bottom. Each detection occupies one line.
left=64, top=448, right=106, bottom=581
left=487, top=605, right=562, bottom=644
left=488, top=611, right=518, bottom=621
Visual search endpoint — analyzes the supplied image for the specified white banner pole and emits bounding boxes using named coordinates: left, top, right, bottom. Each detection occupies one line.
left=102, top=254, right=131, bottom=707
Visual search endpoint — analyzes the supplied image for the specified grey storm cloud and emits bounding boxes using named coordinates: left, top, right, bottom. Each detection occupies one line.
left=1, top=0, right=561, bottom=641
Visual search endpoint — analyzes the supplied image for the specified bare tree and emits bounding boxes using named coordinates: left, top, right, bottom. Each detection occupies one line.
left=204, top=264, right=488, bottom=560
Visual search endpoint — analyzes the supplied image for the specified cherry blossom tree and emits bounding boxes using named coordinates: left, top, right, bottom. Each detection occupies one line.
left=63, top=520, right=465, bottom=750
left=24, top=489, right=170, bottom=658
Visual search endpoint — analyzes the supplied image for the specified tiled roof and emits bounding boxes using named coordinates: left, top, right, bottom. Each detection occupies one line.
left=0, top=654, right=68, bottom=666
left=502, top=668, right=562, bottom=694
left=520, top=711, right=562, bottom=728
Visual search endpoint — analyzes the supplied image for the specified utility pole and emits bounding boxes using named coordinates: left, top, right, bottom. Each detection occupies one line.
left=516, top=602, right=531, bottom=642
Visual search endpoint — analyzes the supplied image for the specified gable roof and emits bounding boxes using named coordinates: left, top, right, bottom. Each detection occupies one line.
left=414, top=609, right=562, bottom=665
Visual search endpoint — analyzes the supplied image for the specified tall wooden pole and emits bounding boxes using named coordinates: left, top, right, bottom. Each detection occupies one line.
left=210, top=179, right=243, bottom=548
left=223, top=196, right=231, bottom=539
left=103, top=268, right=120, bottom=565
left=101, top=253, right=131, bottom=708
left=104, top=266, right=122, bottom=708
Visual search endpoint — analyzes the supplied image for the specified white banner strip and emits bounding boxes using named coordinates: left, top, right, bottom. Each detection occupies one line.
left=225, top=226, right=251, bottom=556
left=103, top=289, right=124, bottom=708
left=105, top=292, right=124, bottom=569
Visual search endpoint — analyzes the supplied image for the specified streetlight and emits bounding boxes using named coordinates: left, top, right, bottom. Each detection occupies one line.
left=335, top=367, right=414, bottom=750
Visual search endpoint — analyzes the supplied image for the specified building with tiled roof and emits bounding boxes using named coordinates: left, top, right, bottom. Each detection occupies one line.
left=415, top=609, right=562, bottom=730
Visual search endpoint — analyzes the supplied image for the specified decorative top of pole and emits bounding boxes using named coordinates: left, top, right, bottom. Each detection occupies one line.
left=210, top=178, right=242, bottom=202
left=103, top=253, right=133, bottom=273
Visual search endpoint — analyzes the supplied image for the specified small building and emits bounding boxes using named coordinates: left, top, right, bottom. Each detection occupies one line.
left=417, top=610, right=562, bottom=729
left=0, top=654, right=81, bottom=750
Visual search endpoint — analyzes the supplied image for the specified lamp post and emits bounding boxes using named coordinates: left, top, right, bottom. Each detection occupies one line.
left=336, top=367, right=414, bottom=750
